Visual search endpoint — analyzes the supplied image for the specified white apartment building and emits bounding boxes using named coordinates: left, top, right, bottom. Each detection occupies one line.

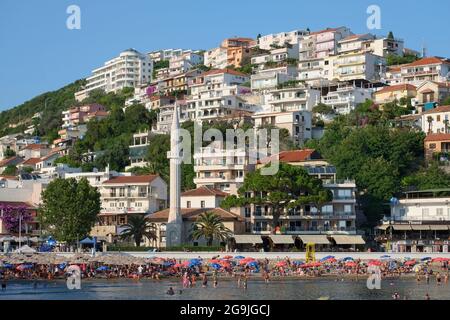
left=185, top=69, right=255, bottom=123
left=181, top=186, right=229, bottom=209
left=169, top=51, right=204, bottom=76
left=64, top=167, right=130, bottom=188
left=263, top=85, right=321, bottom=112
left=376, top=190, right=450, bottom=253
left=251, top=44, right=300, bottom=71
left=401, top=57, right=450, bottom=86
left=251, top=66, right=298, bottom=91
left=75, top=49, right=152, bottom=101
left=126, top=130, right=151, bottom=171
left=258, top=30, right=309, bottom=50
left=148, top=49, right=192, bottom=63
left=421, top=105, right=450, bottom=134
left=99, top=175, right=167, bottom=228
left=193, top=141, right=255, bottom=195
left=204, top=47, right=228, bottom=69
left=298, top=57, right=334, bottom=85
left=320, top=82, right=374, bottom=115
left=332, top=51, right=386, bottom=82
left=338, top=34, right=404, bottom=57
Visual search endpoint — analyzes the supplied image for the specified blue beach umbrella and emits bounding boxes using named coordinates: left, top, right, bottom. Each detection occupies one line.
left=293, top=260, right=305, bottom=266
left=421, top=257, right=432, bottom=262
left=380, top=255, right=391, bottom=259
left=320, top=256, right=335, bottom=262
left=210, top=263, right=221, bottom=270
left=2, top=264, right=14, bottom=269
left=342, top=257, right=354, bottom=262
left=58, top=263, right=67, bottom=270
left=163, top=261, right=174, bottom=267
left=96, top=266, right=109, bottom=271
left=234, top=256, right=245, bottom=260
left=247, top=261, right=259, bottom=268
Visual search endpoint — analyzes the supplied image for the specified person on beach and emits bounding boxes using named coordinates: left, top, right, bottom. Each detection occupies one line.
left=202, top=273, right=208, bottom=288
left=1, top=279, right=6, bottom=291
left=425, top=293, right=431, bottom=300
left=445, top=272, right=449, bottom=284
left=392, top=292, right=400, bottom=300
left=425, top=273, right=430, bottom=285
left=213, top=270, right=218, bottom=288
left=436, top=272, right=441, bottom=285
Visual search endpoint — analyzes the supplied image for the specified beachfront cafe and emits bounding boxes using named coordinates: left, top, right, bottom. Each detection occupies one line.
left=231, top=234, right=366, bottom=252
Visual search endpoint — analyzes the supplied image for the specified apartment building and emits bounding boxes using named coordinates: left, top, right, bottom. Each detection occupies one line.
left=401, top=57, right=450, bottom=85
left=421, top=105, right=450, bottom=134
left=168, top=51, right=203, bottom=76
left=185, top=69, right=255, bottom=123
left=373, top=84, right=417, bottom=105
left=148, top=48, right=192, bottom=62
left=298, top=57, right=333, bottom=85
left=251, top=44, right=299, bottom=71
left=64, top=167, right=129, bottom=188
left=415, top=81, right=450, bottom=111
left=18, top=144, right=50, bottom=160
left=204, top=47, right=228, bottom=69
left=75, top=49, right=152, bottom=101
left=99, top=175, right=167, bottom=229
left=126, top=130, right=151, bottom=171
left=234, top=150, right=360, bottom=245
left=258, top=30, right=309, bottom=50
left=193, top=141, right=255, bottom=195
left=262, top=85, right=320, bottom=112
left=332, top=51, right=386, bottom=82
left=337, top=33, right=404, bottom=57
left=251, top=65, right=298, bottom=91
left=376, top=189, right=450, bottom=253
left=300, top=27, right=352, bottom=60
left=424, top=133, right=450, bottom=161
left=320, top=82, right=374, bottom=115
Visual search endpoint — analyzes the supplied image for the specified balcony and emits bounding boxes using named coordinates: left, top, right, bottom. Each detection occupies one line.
left=101, top=192, right=153, bottom=199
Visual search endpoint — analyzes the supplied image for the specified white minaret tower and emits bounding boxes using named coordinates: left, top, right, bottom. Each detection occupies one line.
left=166, top=103, right=183, bottom=247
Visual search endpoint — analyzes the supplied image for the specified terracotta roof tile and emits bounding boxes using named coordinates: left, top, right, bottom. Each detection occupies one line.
left=375, top=84, right=417, bottom=94
left=258, top=149, right=322, bottom=165
left=425, top=133, right=450, bottom=142
left=23, top=144, right=48, bottom=150
left=22, top=158, right=41, bottom=166
left=181, top=186, right=229, bottom=197
left=422, top=105, right=450, bottom=115
left=0, top=156, right=23, bottom=167
left=404, top=57, right=450, bottom=68
left=146, top=208, right=243, bottom=222
left=103, top=175, right=160, bottom=184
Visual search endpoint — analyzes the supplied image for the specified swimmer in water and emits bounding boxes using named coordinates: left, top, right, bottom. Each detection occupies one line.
left=166, top=287, right=175, bottom=296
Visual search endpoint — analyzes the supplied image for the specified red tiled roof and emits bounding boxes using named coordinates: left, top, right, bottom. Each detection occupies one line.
left=40, top=152, right=60, bottom=162
left=405, top=57, right=450, bottom=68
left=22, top=158, right=40, bottom=166
left=103, top=175, right=160, bottom=184
left=0, top=156, right=23, bottom=167
left=425, top=133, right=450, bottom=142
left=422, top=105, right=450, bottom=115
left=258, top=149, right=322, bottom=165
left=201, top=68, right=248, bottom=77
left=23, top=144, right=47, bottom=150
left=0, top=201, right=34, bottom=209
left=146, top=208, right=243, bottom=222
left=181, top=186, right=229, bottom=197
left=340, top=34, right=373, bottom=42
left=89, top=111, right=109, bottom=117
left=375, top=84, right=417, bottom=94
left=0, top=176, right=18, bottom=180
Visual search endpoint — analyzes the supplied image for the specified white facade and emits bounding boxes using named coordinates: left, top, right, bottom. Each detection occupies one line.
left=204, top=47, right=228, bottom=69
left=321, top=83, right=374, bottom=115
left=251, top=44, right=300, bottom=71
left=420, top=106, right=450, bottom=134
left=251, top=66, right=298, bottom=91
left=258, top=30, right=309, bottom=50
left=401, top=57, right=450, bottom=86
left=264, top=86, right=320, bottom=112
left=64, top=167, right=130, bottom=188
left=332, top=51, right=386, bottom=82
left=390, top=193, right=450, bottom=222
left=169, top=51, right=204, bottom=76
left=126, top=131, right=151, bottom=170
left=75, top=49, right=152, bottom=101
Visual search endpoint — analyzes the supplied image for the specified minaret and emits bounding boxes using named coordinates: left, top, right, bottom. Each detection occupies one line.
left=166, top=103, right=183, bottom=247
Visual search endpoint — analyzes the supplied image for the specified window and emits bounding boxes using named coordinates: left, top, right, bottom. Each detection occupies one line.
left=201, top=201, right=205, bottom=208
left=437, top=208, right=444, bottom=216
left=187, top=201, right=191, bottom=208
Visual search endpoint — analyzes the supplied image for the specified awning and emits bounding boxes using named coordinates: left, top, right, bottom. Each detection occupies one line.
left=298, top=235, right=330, bottom=245
left=269, top=235, right=295, bottom=244
left=411, top=225, right=431, bottom=231
left=429, top=225, right=450, bottom=231
left=331, top=235, right=366, bottom=245
left=375, top=225, right=390, bottom=231
left=392, top=225, right=412, bottom=231
left=233, top=235, right=263, bottom=244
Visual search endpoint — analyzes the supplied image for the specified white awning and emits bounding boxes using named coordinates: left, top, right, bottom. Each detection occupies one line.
left=375, top=225, right=390, bottom=231
left=429, top=225, right=450, bottom=231
left=269, top=235, right=295, bottom=244
left=392, top=225, right=412, bottom=231
left=411, top=225, right=431, bottom=231
left=298, top=235, right=330, bottom=245
left=332, top=235, right=366, bottom=245
left=233, top=235, right=263, bottom=244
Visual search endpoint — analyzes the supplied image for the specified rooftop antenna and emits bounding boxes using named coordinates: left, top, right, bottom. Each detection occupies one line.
left=422, top=40, right=427, bottom=58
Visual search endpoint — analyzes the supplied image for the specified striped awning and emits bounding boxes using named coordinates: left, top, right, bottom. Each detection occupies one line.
left=332, top=235, right=366, bottom=245
left=269, top=235, right=295, bottom=244
left=298, top=235, right=330, bottom=245
left=233, top=235, right=263, bottom=244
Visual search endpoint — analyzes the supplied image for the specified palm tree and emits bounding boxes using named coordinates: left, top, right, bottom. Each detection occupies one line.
left=427, top=116, right=434, bottom=134
left=444, top=119, right=449, bottom=134
left=119, top=215, right=157, bottom=247
left=190, top=212, right=232, bottom=247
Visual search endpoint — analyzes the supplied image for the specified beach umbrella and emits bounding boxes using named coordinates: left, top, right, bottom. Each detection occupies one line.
left=163, top=261, right=175, bottom=267
left=173, top=263, right=184, bottom=268
left=276, top=261, right=287, bottom=268
left=380, top=255, right=391, bottom=259
left=345, top=262, right=357, bottom=267
left=96, top=266, right=109, bottom=272
left=342, top=257, right=354, bottom=262
left=310, top=262, right=322, bottom=267
left=2, top=263, right=14, bottom=269
left=247, top=261, right=259, bottom=268
left=292, top=260, right=304, bottom=266
left=58, top=263, right=67, bottom=270
left=404, top=260, right=416, bottom=266
left=16, top=264, right=33, bottom=271
left=210, top=263, right=221, bottom=270
left=209, top=259, right=221, bottom=264
left=320, top=256, right=335, bottom=262
left=421, top=257, right=432, bottom=262
left=432, top=257, right=449, bottom=263
left=368, top=260, right=382, bottom=266
left=413, top=265, right=422, bottom=272
left=223, top=256, right=233, bottom=260
left=234, top=256, right=245, bottom=260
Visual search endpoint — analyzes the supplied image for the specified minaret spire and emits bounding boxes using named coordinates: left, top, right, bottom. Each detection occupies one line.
left=166, top=103, right=183, bottom=247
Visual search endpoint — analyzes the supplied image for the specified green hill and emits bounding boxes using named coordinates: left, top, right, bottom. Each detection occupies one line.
left=0, top=79, right=86, bottom=140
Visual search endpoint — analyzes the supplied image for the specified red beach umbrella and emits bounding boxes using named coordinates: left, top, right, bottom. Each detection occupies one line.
left=404, top=260, right=416, bottom=266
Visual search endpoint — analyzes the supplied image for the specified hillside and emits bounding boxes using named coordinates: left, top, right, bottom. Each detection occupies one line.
left=0, top=79, right=86, bottom=139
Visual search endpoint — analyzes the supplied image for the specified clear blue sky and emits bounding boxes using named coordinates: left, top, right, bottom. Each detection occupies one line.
left=1, top=0, right=450, bottom=111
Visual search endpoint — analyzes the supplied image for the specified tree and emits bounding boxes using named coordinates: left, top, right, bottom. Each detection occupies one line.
left=313, top=103, right=335, bottom=115
left=4, top=149, right=16, bottom=157
left=387, top=31, right=394, bottom=40
left=2, top=165, right=18, bottom=176
left=190, top=212, right=232, bottom=246
left=119, top=215, right=157, bottom=247
left=221, top=163, right=332, bottom=230
left=402, top=164, right=450, bottom=190
left=39, top=178, right=101, bottom=244
left=386, top=53, right=419, bottom=66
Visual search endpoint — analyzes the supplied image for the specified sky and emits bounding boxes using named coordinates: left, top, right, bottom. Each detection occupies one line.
left=1, top=0, right=450, bottom=111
